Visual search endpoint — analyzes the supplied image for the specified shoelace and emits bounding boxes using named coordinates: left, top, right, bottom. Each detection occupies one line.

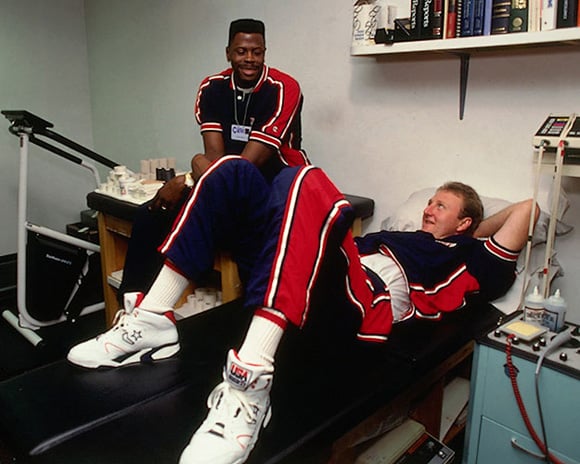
left=96, top=310, right=129, bottom=340
left=208, top=382, right=259, bottom=424
left=111, top=309, right=131, bottom=329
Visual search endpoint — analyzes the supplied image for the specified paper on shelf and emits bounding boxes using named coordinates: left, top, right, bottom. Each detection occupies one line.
left=439, top=377, right=470, bottom=440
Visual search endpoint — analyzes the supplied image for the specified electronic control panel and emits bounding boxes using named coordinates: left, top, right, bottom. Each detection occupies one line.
left=487, top=312, right=580, bottom=379
left=533, top=113, right=580, bottom=149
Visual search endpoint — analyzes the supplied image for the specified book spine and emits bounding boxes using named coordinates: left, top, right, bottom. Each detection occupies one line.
left=461, top=0, right=476, bottom=35
left=483, top=0, right=494, bottom=33
left=433, top=0, right=445, bottom=38
left=446, top=0, right=458, bottom=36
left=410, top=0, right=423, bottom=38
left=419, top=0, right=445, bottom=38
left=509, top=0, right=529, bottom=31
left=473, top=0, right=487, bottom=34
left=556, top=0, right=578, bottom=26
left=421, top=0, right=435, bottom=38
left=491, top=0, right=512, bottom=32
left=541, top=0, right=558, bottom=29
left=527, top=0, right=541, bottom=31
left=456, top=0, right=465, bottom=35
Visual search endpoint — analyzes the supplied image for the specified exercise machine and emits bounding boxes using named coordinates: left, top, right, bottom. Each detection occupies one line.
left=1, top=110, right=119, bottom=346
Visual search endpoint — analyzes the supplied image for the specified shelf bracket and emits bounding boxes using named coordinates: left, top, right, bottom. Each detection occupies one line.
left=457, top=53, right=470, bottom=120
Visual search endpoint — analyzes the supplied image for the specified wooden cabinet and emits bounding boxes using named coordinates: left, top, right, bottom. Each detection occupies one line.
left=89, top=192, right=243, bottom=326
left=95, top=209, right=243, bottom=326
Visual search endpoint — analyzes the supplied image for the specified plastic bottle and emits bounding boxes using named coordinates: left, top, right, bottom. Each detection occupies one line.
left=542, top=289, right=567, bottom=332
left=524, top=286, right=545, bottom=324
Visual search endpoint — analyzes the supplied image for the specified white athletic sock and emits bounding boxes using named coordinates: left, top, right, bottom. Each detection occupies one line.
left=238, top=308, right=288, bottom=367
left=139, top=264, right=190, bottom=314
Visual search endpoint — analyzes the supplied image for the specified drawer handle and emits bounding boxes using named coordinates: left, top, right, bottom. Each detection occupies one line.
left=511, top=438, right=546, bottom=461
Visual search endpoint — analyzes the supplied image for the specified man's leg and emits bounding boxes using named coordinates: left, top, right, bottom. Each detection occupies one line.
left=159, top=157, right=271, bottom=285
left=246, top=165, right=356, bottom=326
left=67, top=157, right=271, bottom=369
left=117, top=191, right=188, bottom=303
left=179, top=166, right=358, bottom=464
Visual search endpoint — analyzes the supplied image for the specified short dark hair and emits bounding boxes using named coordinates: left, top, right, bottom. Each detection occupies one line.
left=228, top=18, right=265, bottom=45
left=438, top=181, right=484, bottom=235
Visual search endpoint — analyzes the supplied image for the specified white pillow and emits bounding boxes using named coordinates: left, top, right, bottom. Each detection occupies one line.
left=380, top=187, right=572, bottom=245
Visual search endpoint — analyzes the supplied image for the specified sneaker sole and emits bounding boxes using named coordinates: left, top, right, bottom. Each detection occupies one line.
left=67, top=342, right=180, bottom=369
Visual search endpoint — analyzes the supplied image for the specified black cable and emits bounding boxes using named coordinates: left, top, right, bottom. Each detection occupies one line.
left=534, top=368, right=551, bottom=463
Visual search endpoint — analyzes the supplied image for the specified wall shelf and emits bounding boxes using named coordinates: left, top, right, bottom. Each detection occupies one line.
left=351, top=28, right=580, bottom=56
left=351, top=28, right=580, bottom=119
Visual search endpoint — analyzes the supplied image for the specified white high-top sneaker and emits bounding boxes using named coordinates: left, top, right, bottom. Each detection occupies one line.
left=66, top=292, right=180, bottom=369
left=179, top=349, right=274, bottom=464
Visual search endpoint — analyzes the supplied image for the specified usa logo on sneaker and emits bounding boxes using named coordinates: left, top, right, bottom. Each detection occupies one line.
left=228, top=362, right=250, bottom=389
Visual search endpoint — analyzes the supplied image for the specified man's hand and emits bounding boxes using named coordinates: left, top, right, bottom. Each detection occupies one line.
left=149, top=175, right=187, bottom=212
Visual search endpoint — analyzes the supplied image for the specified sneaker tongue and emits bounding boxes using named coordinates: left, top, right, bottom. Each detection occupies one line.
left=123, top=292, right=145, bottom=313
left=225, top=349, right=270, bottom=390
left=226, top=358, right=256, bottom=390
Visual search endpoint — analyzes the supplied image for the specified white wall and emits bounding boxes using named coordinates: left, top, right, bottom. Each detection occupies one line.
left=1, top=0, right=578, bottom=322
left=0, top=0, right=94, bottom=255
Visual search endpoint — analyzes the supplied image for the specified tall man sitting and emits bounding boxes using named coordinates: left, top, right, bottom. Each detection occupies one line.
left=119, top=18, right=309, bottom=300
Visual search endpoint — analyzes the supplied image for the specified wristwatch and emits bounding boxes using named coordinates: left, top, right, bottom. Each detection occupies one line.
left=184, top=171, right=195, bottom=188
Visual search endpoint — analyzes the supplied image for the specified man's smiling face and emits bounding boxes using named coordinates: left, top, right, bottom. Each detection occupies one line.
left=422, top=189, right=472, bottom=239
left=227, top=32, right=266, bottom=87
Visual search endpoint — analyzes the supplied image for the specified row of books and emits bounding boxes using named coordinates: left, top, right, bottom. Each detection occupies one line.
left=395, top=0, right=580, bottom=40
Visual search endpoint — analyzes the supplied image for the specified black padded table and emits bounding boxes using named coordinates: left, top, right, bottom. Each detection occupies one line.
left=87, top=192, right=375, bottom=225
left=86, top=191, right=375, bottom=224
left=0, top=298, right=502, bottom=463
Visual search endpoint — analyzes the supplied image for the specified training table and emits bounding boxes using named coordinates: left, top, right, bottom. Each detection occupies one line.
left=0, top=296, right=501, bottom=463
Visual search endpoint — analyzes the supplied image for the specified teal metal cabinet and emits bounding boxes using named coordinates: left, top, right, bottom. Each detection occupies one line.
left=464, top=340, right=580, bottom=464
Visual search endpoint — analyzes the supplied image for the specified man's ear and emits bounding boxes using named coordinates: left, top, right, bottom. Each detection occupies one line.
left=226, top=46, right=231, bottom=62
left=457, top=217, right=473, bottom=233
